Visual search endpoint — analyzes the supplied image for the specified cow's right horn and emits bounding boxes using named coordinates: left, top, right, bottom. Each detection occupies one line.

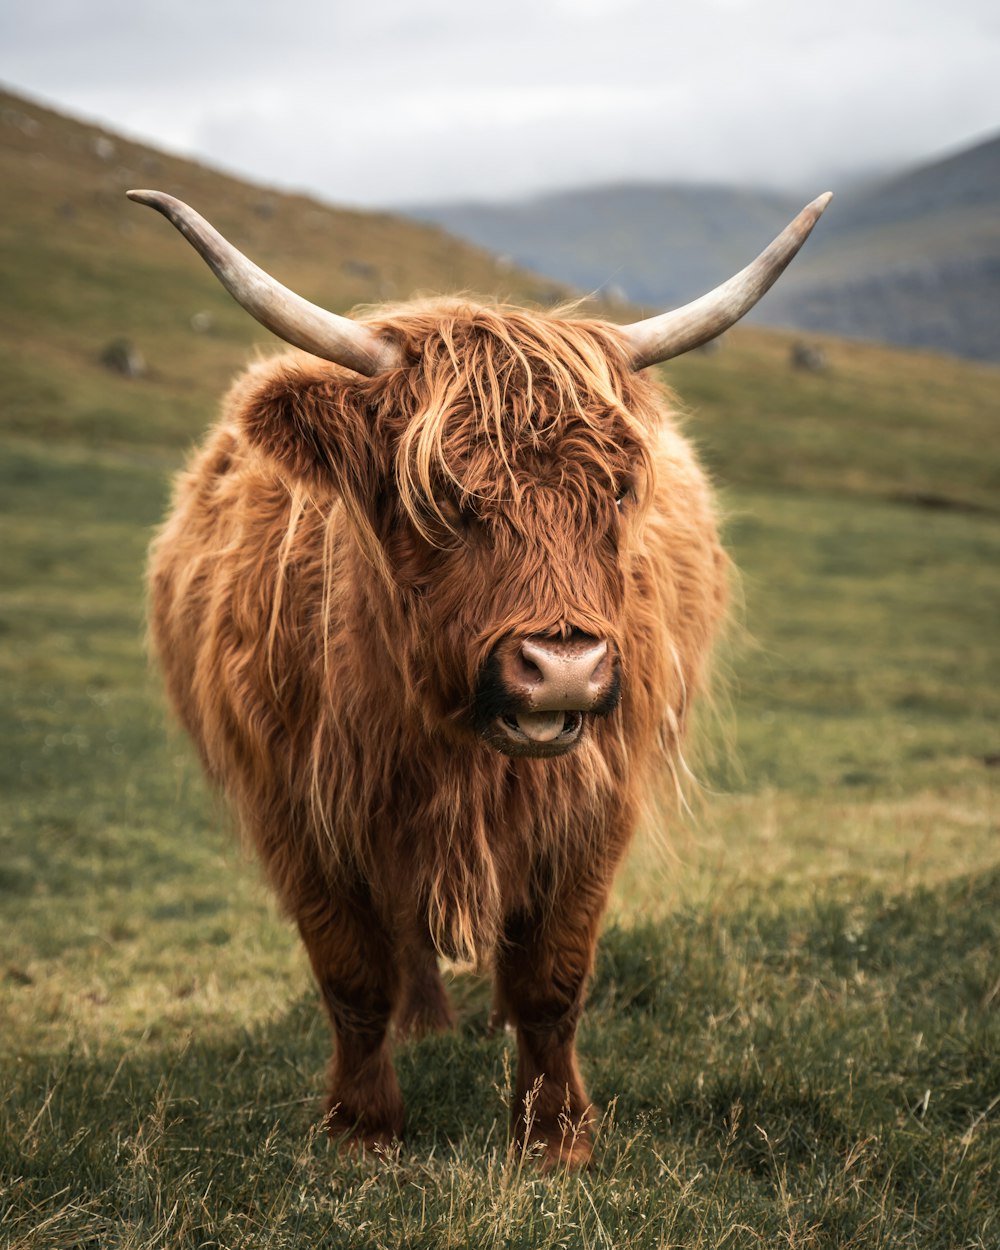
left=622, top=192, right=832, bottom=369
left=126, top=190, right=402, bottom=377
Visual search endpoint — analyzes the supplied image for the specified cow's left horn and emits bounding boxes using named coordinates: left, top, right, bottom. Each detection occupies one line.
left=622, top=192, right=832, bottom=370
left=126, top=190, right=402, bottom=377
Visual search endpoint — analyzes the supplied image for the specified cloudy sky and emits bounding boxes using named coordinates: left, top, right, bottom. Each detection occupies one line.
left=1, top=0, right=998, bottom=207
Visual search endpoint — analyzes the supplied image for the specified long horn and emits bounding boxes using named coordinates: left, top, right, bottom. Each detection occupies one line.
left=622, top=192, right=832, bottom=370
left=126, top=190, right=402, bottom=377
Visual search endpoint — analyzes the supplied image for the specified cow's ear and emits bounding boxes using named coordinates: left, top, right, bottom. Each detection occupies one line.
left=228, top=356, right=379, bottom=497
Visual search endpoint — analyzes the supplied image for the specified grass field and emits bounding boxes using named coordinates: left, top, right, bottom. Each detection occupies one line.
left=2, top=89, right=999, bottom=1248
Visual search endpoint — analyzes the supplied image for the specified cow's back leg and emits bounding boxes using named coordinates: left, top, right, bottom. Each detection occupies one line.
left=294, top=873, right=404, bottom=1152
left=395, top=931, right=455, bottom=1039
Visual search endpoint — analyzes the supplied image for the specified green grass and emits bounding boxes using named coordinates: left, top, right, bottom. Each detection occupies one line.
left=4, top=879, right=998, bottom=1248
left=2, top=86, right=999, bottom=1248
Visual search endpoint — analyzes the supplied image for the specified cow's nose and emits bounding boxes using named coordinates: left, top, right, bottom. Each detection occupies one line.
left=513, top=634, right=611, bottom=710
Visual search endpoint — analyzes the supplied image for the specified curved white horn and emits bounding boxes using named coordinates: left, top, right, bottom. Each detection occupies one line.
left=126, top=190, right=402, bottom=377
left=622, top=192, right=832, bottom=370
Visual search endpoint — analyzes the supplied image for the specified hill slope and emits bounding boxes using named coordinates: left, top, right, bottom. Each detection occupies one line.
left=0, top=86, right=564, bottom=454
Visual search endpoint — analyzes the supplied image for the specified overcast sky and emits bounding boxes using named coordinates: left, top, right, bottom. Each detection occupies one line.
left=2, top=0, right=998, bottom=207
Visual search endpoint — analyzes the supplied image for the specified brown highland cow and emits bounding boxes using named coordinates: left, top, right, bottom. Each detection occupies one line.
left=133, top=189, right=829, bottom=1169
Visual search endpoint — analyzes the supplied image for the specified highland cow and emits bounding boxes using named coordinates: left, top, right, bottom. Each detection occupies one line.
left=133, top=189, right=829, bottom=1168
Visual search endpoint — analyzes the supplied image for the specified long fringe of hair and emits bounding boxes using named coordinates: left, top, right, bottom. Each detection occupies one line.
left=148, top=297, right=729, bottom=966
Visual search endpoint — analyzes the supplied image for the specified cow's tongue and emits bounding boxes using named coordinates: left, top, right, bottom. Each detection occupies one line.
left=515, top=711, right=566, bottom=742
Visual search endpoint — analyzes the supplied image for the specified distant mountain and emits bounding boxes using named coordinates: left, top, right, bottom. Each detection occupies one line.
left=406, top=135, right=1000, bottom=361
left=406, top=185, right=803, bottom=309
left=759, top=134, right=1000, bottom=361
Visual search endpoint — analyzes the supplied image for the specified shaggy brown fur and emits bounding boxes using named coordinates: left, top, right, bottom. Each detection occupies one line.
left=148, top=298, right=728, bottom=1167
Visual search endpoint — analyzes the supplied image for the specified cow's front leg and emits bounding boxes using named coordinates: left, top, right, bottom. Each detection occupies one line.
left=494, top=884, right=608, bottom=1170
left=295, top=878, right=403, bottom=1152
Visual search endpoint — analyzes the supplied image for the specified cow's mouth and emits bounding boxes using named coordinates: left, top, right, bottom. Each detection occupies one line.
left=489, top=710, right=585, bottom=757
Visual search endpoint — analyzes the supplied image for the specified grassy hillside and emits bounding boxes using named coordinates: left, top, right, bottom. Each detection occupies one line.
left=0, top=86, right=563, bottom=455
left=2, top=88, right=998, bottom=1247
